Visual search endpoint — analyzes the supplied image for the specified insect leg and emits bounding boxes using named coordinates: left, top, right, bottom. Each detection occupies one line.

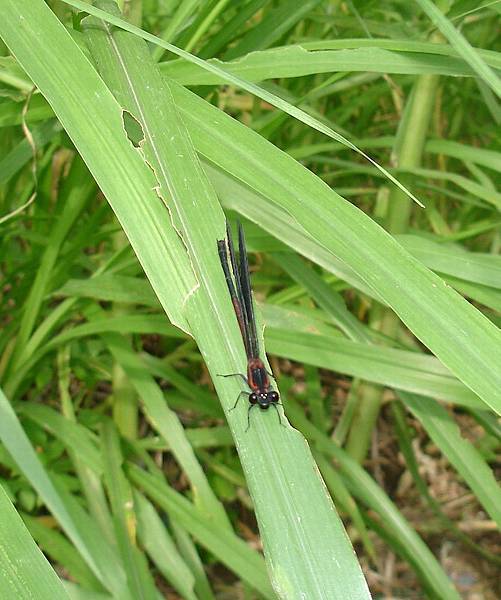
left=229, top=390, right=248, bottom=411
left=217, top=373, right=248, bottom=386
left=245, top=403, right=257, bottom=432
left=271, top=403, right=286, bottom=428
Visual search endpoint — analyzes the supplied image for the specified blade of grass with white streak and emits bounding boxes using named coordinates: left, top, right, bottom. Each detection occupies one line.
left=64, top=0, right=423, bottom=207
left=0, top=484, right=71, bottom=600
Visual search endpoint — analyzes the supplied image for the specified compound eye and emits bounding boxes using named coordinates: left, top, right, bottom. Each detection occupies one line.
left=269, top=391, right=279, bottom=403
left=249, top=393, right=258, bottom=405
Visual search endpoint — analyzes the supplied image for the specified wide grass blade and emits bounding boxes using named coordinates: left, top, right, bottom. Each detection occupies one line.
left=265, top=328, right=483, bottom=409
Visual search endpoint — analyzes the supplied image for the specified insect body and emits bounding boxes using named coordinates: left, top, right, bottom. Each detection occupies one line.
left=246, top=358, right=279, bottom=409
left=217, top=222, right=281, bottom=430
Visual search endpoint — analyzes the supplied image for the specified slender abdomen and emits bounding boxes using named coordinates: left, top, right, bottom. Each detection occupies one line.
left=247, top=358, right=269, bottom=391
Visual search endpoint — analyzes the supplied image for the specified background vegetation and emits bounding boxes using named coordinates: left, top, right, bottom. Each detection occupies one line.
left=0, top=0, right=500, bottom=598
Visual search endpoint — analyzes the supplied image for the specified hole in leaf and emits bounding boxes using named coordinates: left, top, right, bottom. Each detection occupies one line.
left=122, top=110, right=144, bottom=148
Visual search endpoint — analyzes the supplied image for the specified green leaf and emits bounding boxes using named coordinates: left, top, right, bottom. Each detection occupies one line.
left=0, top=484, right=71, bottom=599
left=19, top=403, right=102, bottom=475
left=224, top=0, right=323, bottom=59
left=265, top=328, right=483, bottom=408
left=0, top=118, right=61, bottom=184
left=271, top=252, right=372, bottom=343
left=50, top=475, right=129, bottom=598
left=161, top=45, right=485, bottom=85
left=2, top=2, right=195, bottom=334
left=23, top=513, right=103, bottom=591
left=398, top=234, right=501, bottom=289
left=102, top=331, right=231, bottom=531
left=63, top=583, right=112, bottom=600
left=55, top=274, right=159, bottom=307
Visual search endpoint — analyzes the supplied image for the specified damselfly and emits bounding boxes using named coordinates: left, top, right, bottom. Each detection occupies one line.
left=217, top=222, right=282, bottom=430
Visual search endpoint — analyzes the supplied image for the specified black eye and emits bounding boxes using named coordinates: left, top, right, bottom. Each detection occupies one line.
left=249, top=393, right=258, bottom=404
left=269, top=391, right=279, bottom=402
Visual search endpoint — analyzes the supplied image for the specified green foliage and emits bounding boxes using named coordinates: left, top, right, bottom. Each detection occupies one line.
left=0, top=0, right=500, bottom=598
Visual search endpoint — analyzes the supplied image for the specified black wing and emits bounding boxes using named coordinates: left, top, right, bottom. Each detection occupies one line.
left=237, top=222, right=259, bottom=359
left=217, top=223, right=255, bottom=358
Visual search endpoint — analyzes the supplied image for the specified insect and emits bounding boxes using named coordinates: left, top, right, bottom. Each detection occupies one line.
left=217, top=222, right=282, bottom=431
